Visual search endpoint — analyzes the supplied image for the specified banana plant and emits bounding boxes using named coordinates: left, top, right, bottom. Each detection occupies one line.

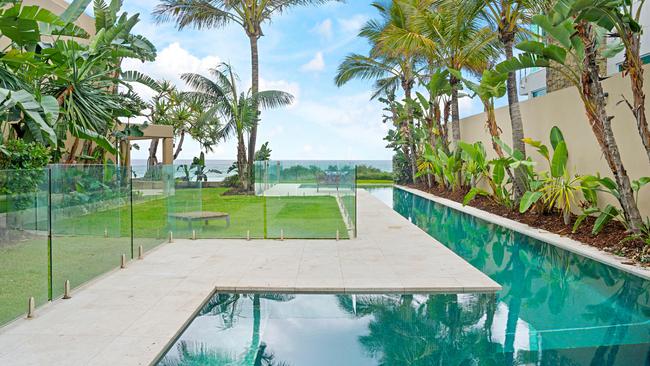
left=575, top=174, right=650, bottom=234
left=449, top=69, right=508, bottom=158
left=0, top=0, right=89, bottom=47
left=495, top=2, right=645, bottom=232
left=460, top=141, right=514, bottom=209
left=519, top=126, right=582, bottom=226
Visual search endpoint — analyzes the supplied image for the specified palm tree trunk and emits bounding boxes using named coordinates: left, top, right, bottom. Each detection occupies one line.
left=173, top=130, right=185, bottom=160
left=485, top=102, right=505, bottom=158
left=624, top=32, right=650, bottom=164
left=443, top=98, right=451, bottom=153
left=243, top=294, right=261, bottom=365
left=247, top=35, right=260, bottom=192
left=402, top=80, right=418, bottom=184
left=450, top=76, right=461, bottom=146
left=237, top=133, right=249, bottom=191
left=505, top=39, right=527, bottom=199
left=578, top=22, right=643, bottom=232
left=148, top=138, right=159, bottom=167
left=65, top=138, right=80, bottom=164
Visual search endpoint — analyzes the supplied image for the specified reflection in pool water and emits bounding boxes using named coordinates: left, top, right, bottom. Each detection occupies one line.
left=156, top=187, right=650, bottom=366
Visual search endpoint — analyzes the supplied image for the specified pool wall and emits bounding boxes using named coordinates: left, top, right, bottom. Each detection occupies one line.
left=395, top=185, right=650, bottom=280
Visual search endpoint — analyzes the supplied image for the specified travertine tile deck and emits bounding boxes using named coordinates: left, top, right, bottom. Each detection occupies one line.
left=0, top=189, right=499, bottom=366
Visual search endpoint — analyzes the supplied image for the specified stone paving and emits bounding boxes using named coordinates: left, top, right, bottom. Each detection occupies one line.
left=0, top=190, right=499, bottom=366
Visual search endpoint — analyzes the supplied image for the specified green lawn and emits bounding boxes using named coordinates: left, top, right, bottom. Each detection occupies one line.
left=357, top=179, right=393, bottom=185
left=0, top=187, right=349, bottom=325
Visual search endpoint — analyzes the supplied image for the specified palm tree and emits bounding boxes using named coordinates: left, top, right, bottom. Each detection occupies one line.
left=497, top=7, right=645, bottom=232
left=182, top=62, right=293, bottom=190
left=425, top=0, right=499, bottom=147
left=481, top=0, right=550, bottom=198
left=153, top=0, right=338, bottom=190
left=335, top=1, right=421, bottom=183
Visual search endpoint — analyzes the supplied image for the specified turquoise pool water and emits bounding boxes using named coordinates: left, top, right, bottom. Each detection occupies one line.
left=156, top=187, right=650, bottom=365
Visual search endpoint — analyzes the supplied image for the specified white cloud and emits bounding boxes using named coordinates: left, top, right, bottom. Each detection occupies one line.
left=294, top=92, right=388, bottom=151
left=259, top=78, right=301, bottom=108
left=122, top=42, right=222, bottom=101
left=337, top=14, right=369, bottom=35
left=300, top=52, right=325, bottom=72
left=303, top=144, right=313, bottom=152
left=458, top=95, right=484, bottom=118
left=312, top=18, right=333, bottom=39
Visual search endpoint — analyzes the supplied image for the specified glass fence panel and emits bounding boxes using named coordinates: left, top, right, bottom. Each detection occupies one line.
left=257, top=161, right=355, bottom=239
left=167, top=165, right=202, bottom=240
left=50, top=165, right=132, bottom=298
left=0, top=169, right=49, bottom=326
left=0, top=160, right=356, bottom=327
left=131, top=165, right=172, bottom=252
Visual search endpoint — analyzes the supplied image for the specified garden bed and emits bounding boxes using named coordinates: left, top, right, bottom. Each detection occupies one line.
left=408, top=183, right=649, bottom=265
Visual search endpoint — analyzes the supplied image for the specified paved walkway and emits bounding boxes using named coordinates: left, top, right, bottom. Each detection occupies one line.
left=0, top=190, right=499, bottom=366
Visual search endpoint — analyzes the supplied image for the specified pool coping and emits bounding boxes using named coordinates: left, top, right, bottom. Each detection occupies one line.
left=396, top=185, right=650, bottom=281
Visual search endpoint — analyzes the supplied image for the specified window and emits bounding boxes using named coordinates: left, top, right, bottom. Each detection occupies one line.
left=531, top=88, right=547, bottom=98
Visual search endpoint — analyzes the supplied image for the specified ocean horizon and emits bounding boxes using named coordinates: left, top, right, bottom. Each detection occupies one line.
left=130, top=159, right=392, bottom=182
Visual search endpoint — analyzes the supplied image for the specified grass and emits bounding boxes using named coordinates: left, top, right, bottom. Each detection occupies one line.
left=357, top=179, right=393, bottom=185
left=0, top=187, right=348, bottom=325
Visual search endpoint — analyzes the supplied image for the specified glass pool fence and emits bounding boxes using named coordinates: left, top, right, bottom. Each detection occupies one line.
left=0, top=161, right=356, bottom=326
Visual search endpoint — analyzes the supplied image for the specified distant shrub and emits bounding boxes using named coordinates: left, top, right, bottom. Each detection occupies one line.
left=356, top=164, right=392, bottom=181
left=222, top=174, right=240, bottom=188
left=392, top=152, right=411, bottom=184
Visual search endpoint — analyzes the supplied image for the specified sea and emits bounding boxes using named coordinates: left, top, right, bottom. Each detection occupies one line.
left=130, top=159, right=392, bottom=182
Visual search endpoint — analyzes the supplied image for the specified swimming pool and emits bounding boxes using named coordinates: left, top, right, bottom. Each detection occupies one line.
left=155, top=187, right=650, bottom=365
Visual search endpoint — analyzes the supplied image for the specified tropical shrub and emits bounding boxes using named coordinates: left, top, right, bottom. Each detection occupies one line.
left=393, top=151, right=412, bottom=184
left=356, top=165, right=392, bottom=181
left=574, top=175, right=650, bottom=235
left=518, top=127, right=582, bottom=226
left=0, top=140, right=51, bottom=210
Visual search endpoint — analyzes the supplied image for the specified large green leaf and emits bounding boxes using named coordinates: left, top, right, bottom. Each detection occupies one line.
left=463, top=187, right=490, bottom=206
left=593, top=204, right=619, bottom=235
left=40, top=95, right=59, bottom=125
left=543, top=44, right=568, bottom=64
left=495, top=54, right=550, bottom=74
left=519, top=191, right=543, bottom=213
left=516, top=40, right=546, bottom=55
left=0, top=88, right=57, bottom=145
left=0, top=4, right=57, bottom=45
left=551, top=141, right=568, bottom=178
left=60, top=0, right=93, bottom=23
left=74, top=126, right=117, bottom=154
left=549, top=126, right=565, bottom=150
left=532, top=14, right=572, bottom=49
left=632, top=177, right=650, bottom=192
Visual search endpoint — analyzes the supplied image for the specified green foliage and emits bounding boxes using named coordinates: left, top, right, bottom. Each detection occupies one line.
left=574, top=174, right=650, bottom=234
left=392, top=151, right=412, bottom=185
left=356, top=164, right=392, bottom=181
left=417, top=144, right=463, bottom=191
left=0, top=139, right=50, bottom=171
left=519, top=126, right=581, bottom=225
left=0, top=140, right=50, bottom=210
left=0, top=0, right=156, bottom=161
left=254, top=142, right=272, bottom=162
left=221, top=174, right=240, bottom=188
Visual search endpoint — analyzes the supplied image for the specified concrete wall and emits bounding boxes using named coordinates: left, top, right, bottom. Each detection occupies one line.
left=459, top=64, right=650, bottom=217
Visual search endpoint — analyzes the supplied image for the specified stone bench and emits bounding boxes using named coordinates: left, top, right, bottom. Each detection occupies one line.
left=168, top=211, right=230, bottom=230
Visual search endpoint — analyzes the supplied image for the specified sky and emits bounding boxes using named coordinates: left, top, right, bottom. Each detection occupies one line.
left=118, top=1, right=488, bottom=161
